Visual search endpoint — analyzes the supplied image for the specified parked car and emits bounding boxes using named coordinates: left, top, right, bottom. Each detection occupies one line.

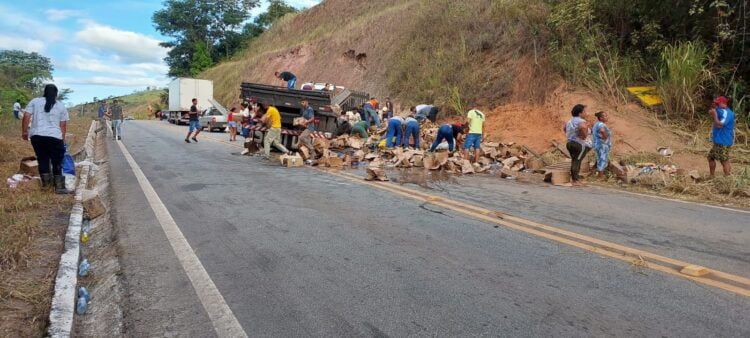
left=199, top=107, right=227, bottom=132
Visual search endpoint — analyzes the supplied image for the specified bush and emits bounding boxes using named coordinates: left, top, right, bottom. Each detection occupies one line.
left=656, top=41, right=710, bottom=122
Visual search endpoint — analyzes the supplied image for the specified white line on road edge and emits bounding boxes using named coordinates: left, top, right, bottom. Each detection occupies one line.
left=116, top=141, right=248, bottom=338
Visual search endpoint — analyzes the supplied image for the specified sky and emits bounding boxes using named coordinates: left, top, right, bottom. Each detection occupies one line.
left=0, top=0, right=321, bottom=105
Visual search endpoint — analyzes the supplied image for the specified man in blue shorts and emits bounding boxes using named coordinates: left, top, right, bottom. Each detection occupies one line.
left=185, top=98, right=202, bottom=143
left=463, top=107, right=485, bottom=163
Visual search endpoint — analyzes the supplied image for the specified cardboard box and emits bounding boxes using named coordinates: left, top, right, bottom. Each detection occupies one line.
left=293, top=117, right=306, bottom=127
left=524, top=157, right=545, bottom=170
left=348, top=137, right=364, bottom=149
left=298, top=145, right=311, bottom=160
left=19, top=156, right=38, bottom=175
left=280, top=154, right=304, bottom=167
left=324, top=155, right=344, bottom=168
left=82, top=189, right=106, bottom=220
left=545, top=170, right=571, bottom=186
left=365, top=167, right=389, bottom=181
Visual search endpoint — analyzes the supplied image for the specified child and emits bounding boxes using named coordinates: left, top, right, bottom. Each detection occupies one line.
left=592, top=111, right=611, bottom=177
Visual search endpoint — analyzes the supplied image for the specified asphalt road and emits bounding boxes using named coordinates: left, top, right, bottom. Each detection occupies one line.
left=108, top=121, right=750, bottom=337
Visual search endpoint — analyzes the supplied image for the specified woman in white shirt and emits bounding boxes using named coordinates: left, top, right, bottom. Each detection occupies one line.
left=21, top=84, right=71, bottom=194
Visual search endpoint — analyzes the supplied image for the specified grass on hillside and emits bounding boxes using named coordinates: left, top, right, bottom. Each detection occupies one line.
left=0, top=113, right=92, bottom=336
left=73, top=89, right=165, bottom=120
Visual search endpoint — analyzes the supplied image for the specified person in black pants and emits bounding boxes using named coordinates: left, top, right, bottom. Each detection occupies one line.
left=21, top=84, right=72, bottom=194
left=564, top=104, right=591, bottom=187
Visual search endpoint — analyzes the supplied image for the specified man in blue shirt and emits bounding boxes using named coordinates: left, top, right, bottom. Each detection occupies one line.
left=275, top=71, right=297, bottom=89
left=363, top=101, right=382, bottom=128
left=708, top=96, right=735, bottom=177
left=295, top=100, right=316, bottom=153
left=97, top=101, right=107, bottom=122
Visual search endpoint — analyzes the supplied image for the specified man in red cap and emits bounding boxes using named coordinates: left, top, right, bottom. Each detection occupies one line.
left=708, top=96, right=735, bottom=177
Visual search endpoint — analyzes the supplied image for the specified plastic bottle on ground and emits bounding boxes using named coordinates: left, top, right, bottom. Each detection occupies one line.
left=76, top=296, right=88, bottom=315
left=78, top=286, right=90, bottom=302
left=79, top=258, right=90, bottom=277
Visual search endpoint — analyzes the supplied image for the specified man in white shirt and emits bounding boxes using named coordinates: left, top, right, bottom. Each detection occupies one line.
left=13, top=99, right=21, bottom=119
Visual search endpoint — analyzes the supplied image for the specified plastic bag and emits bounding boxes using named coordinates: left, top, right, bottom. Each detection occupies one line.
left=62, top=144, right=76, bottom=176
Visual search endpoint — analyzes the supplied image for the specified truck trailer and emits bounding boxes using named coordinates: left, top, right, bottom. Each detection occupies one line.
left=239, top=82, right=370, bottom=150
left=167, top=78, right=214, bottom=125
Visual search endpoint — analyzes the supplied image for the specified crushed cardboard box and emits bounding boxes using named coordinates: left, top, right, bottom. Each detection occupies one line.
left=365, top=167, right=389, bottom=181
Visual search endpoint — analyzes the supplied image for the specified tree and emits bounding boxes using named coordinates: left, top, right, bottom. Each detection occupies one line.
left=0, top=50, right=53, bottom=92
left=57, top=88, right=73, bottom=101
left=254, top=0, right=298, bottom=30
left=153, top=0, right=260, bottom=76
left=190, top=42, right=213, bottom=75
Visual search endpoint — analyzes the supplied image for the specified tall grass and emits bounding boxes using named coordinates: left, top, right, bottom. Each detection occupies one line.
left=387, top=0, right=552, bottom=112
left=656, top=41, right=709, bottom=122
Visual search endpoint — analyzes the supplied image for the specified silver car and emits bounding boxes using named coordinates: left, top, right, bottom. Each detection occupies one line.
left=199, top=107, right=228, bottom=132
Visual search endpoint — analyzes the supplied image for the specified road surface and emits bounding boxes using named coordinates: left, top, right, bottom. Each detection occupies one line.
left=107, top=120, right=750, bottom=337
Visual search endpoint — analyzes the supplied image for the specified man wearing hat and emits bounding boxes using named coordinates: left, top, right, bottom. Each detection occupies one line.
left=708, top=96, right=735, bottom=177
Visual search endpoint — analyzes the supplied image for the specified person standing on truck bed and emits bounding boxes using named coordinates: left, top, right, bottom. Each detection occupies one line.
left=260, top=102, right=292, bottom=159
left=185, top=98, right=202, bottom=143
left=412, top=104, right=440, bottom=123
left=363, top=101, right=382, bottom=129
left=275, top=71, right=297, bottom=90
left=385, top=97, right=394, bottom=119
left=294, top=100, right=316, bottom=153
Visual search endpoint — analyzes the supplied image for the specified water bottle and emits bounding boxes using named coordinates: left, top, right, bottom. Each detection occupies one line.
left=76, top=296, right=88, bottom=315
left=78, top=286, right=90, bottom=302
left=79, top=259, right=90, bottom=277
left=82, top=220, right=92, bottom=234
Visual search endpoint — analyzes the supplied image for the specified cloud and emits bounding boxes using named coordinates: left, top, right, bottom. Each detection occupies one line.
left=45, top=9, right=85, bottom=22
left=0, top=35, right=45, bottom=52
left=0, top=5, right=65, bottom=43
left=74, top=21, right=167, bottom=63
left=56, top=76, right=168, bottom=88
left=64, top=54, right=168, bottom=76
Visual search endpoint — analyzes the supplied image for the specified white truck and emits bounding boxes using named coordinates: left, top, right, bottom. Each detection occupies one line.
left=167, top=78, right=214, bottom=125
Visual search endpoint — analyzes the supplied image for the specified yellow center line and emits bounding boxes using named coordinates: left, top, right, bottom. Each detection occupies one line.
left=148, top=121, right=750, bottom=297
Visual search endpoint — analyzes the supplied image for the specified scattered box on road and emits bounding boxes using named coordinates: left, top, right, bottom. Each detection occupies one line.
left=680, top=265, right=709, bottom=277
left=280, top=154, right=304, bottom=167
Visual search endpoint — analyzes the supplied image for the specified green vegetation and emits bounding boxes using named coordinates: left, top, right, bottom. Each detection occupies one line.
left=153, top=0, right=298, bottom=77
left=0, top=50, right=52, bottom=114
left=73, top=89, right=166, bottom=120
left=547, top=0, right=749, bottom=125
left=387, top=0, right=551, bottom=112
left=656, top=42, right=710, bottom=122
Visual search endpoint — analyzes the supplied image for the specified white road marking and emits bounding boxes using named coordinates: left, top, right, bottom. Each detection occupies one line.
left=116, top=141, right=248, bottom=337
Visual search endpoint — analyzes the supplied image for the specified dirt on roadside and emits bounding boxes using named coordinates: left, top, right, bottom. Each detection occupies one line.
left=0, top=115, right=92, bottom=337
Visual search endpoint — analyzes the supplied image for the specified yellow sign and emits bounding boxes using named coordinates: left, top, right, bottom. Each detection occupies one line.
left=626, top=86, right=662, bottom=106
